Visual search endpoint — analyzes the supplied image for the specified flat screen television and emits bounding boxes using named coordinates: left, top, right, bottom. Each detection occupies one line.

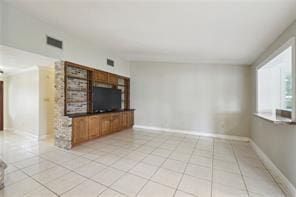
left=93, top=87, right=121, bottom=112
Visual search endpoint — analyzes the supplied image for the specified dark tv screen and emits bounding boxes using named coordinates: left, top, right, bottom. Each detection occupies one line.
left=93, top=87, right=121, bottom=112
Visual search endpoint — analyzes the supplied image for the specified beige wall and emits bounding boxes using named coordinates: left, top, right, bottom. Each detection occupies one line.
left=131, top=61, right=251, bottom=137
left=251, top=21, right=296, bottom=187
left=39, top=67, right=54, bottom=137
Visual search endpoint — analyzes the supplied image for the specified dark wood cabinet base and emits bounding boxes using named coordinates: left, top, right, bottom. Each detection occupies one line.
left=72, top=110, right=134, bottom=146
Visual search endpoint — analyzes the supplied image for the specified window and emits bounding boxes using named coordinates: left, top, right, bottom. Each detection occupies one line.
left=257, top=38, right=295, bottom=121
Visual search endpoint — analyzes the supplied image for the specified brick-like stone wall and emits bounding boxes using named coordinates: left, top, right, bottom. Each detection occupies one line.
left=66, top=66, right=88, bottom=114
left=67, top=66, right=87, bottom=78
left=0, top=159, right=7, bottom=189
left=54, top=61, right=73, bottom=149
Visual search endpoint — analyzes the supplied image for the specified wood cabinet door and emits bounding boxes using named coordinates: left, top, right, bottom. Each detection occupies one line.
left=127, top=111, right=134, bottom=128
left=108, top=74, right=118, bottom=85
left=88, top=116, right=101, bottom=139
left=111, top=114, right=121, bottom=133
left=94, top=70, right=108, bottom=83
left=100, top=115, right=111, bottom=136
left=130, top=112, right=134, bottom=126
left=99, top=71, right=108, bottom=83
left=94, top=71, right=99, bottom=81
left=72, top=117, right=89, bottom=145
left=122, top=112, right=128, bottom=129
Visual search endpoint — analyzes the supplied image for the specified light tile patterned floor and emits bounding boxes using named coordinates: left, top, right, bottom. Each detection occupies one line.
left=0, top=129, right=286, bottom=197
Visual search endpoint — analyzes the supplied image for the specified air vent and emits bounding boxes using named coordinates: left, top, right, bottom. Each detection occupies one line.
left=107, top=59, right=114, bottom=67
left=46, top=36, right=63, bottom=49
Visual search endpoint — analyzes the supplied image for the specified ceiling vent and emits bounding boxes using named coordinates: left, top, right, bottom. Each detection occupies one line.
left=46, top=36, right=63, bottom=49
left=107, top=59, right=114, bottom=67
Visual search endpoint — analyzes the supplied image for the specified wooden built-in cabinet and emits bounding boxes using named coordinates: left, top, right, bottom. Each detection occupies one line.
left=94, top=70, right=108, bottom=83
left=129, top=111, right=134, bottom=127
left=111, top=114, right=121, bottom=133
left=88, top=116, right=101, bottom=139
left=64, top=61, right=134, bottom=147
left=93, top=70, right=118, bottom=86
left=121, top=112, right=128, bottom=128
left=108, top=74, right=118, bottom=86
left=64, top=61, right=131, bottom=115
left=100, top=115, right=111, bottom=136
left=72, top=110, right=134, bottom=146
left=72, top=117, right=89, bottom=145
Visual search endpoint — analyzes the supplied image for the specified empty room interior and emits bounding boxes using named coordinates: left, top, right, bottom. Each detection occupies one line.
left=0, top=0, right=296, bottom=197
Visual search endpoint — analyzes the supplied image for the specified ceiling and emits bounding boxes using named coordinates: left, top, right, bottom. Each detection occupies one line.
left=0, top=46, right=57, bottom=75
left=5, top=0, right=296, bottom=65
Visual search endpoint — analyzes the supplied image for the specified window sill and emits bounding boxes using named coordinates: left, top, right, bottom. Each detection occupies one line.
left=253, top=113, right=296, bottom=125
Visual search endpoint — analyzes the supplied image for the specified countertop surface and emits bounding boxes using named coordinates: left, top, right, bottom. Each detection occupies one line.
left=68, top=109, right=135, bottom=118
left=253, top=112, right=296, bottom=125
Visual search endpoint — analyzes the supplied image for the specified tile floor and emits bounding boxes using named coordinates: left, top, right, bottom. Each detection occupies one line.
left=0, top=129, right=286, bottom=197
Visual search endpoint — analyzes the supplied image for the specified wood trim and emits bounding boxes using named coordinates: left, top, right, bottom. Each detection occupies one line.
left=64, top=61, right=94, bottom=71
left=65, top=61, right=129, bottom=79
left=87, top=70, right=93, bottom=113
left=64, top=65, right=68, bottom=116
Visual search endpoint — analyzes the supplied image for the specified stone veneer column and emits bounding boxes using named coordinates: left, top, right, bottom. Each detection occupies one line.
left=0, top=159, right=7, bottom=189
left=54, top=61, right=73, bottom=149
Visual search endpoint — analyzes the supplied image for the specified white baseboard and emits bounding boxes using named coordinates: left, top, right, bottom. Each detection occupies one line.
left=250, top=140, right=296, bottom=197
left=13, top=130, right=39, bottom=141
left=133, top=125, right=250, bottom=142
left=5, top=128, right=39, bottom=141
left=4, top=128, right=14, bottom=132
left=134, top=125, right=295, bottom=196
left=5, top=128, right=54, bottom=141
left=39, top=134, right=54, bottom=140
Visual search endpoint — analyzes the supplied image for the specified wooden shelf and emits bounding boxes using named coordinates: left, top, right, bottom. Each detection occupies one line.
left=67, top=89, right=89, bottom=92
left=66, top=100, right=88, bottom=103
left=67, top=75, right=90, bottom=81
left=93, top=79, right=108, bottom=83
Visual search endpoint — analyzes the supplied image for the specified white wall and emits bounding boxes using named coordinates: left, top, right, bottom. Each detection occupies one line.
left=131, top=61, right=251, bottom=137
left=0, top=0, right=3, bottom=44
left=1, top=1, right=130, bottom=77
left=7, top=68, right=40, bottom=137
left=251, top=20, right=296, bottom=188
